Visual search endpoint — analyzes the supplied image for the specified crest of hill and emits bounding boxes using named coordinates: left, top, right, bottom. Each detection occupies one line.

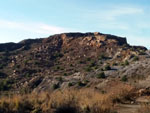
left=0, top=32, right=147, bottom=52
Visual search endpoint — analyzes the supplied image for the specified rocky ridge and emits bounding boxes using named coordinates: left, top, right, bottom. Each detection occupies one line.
left=0, top=32, right=149, bottom=93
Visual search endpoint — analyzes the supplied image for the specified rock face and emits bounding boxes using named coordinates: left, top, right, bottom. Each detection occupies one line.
left=0, top=32, right=148, bottom=92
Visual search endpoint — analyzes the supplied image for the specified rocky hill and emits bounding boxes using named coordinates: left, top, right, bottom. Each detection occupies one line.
left=0, top=32, right=149, bottom=93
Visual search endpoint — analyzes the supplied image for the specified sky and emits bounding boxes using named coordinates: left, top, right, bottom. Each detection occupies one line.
left=0, top=0, right=150, bottom=48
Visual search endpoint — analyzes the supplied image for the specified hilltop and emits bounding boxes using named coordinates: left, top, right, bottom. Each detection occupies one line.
left=0, top=32, right=149, bottom=93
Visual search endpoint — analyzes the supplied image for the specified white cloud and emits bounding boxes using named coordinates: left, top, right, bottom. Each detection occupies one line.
left=82, top=6, right=144, bottom=31
left=0, top=19, right=70, bottom=35
left=91, top=6, right=144, bottom=21
left=106, top=7, right=143, bottom=20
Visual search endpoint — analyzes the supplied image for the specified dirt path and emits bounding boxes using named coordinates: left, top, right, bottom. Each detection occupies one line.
left=117, top=104, right=140, bottom=113
left=117, top=96, right=150, bottom=113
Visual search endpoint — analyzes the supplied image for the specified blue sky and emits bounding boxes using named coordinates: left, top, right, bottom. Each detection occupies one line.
left=0, top=0, right=150, bottom=48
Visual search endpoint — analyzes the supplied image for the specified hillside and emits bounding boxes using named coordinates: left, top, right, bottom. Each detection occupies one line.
left=0, top=32, right=149, bottom=93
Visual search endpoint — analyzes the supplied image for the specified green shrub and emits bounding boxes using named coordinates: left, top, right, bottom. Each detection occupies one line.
left=89, top=61, right=96, bottom=67
left=0, top=79, right=13, bottom=91
left=133, top=56, right=139, bottom=61
left=54, top=53, right=64, bottom=58
left=139, top=50, right=146, bottom=55
left=96, top=72, right=106, bottom=79
left=0, top=64, right=5, bottom=69
left=99, top=54, right=105, bottom=60
left=121, top=75, right=128, bottom=82
left=15, top=64, right=20, bottom=68
left=24, top=59, right=28, bottom=64
left=121, top=60, right=129, bottom=66
left=25, top=73, right=31, bottom=77
left=51, top=53, right=64, bottom=60
left=0, top=72, right=7, bottom=78
left=63, top=73, right=68, bottom=76
left=20, top=87, right=31, bottom=94
left=56, top=77, right=62, bottom=82
left=104, top=65, right=111, bottom=71
left=124, top=60, right=129, bottom=65
left=60, top=67, right=64, bottom=70
left=52, top=84, right=59, bottom=90
left=56, top=66, right=60, bottom=70
left=84, top=67, right=92, bottom=72
left=79, top=60, right=84, bottom=64
left=86, top=57, right=91, bottom=61
left=112, top=62, right=118, bottom=66
left=78, top=81, right=86, bottom=87
left=68, top=82, right=73, bottom=87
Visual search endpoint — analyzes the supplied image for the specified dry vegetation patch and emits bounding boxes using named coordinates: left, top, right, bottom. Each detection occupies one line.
left=0, top=83, right=136, bottom=113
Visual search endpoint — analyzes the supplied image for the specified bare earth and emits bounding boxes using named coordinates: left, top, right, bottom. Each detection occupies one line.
left=117, top=96, right=150, bottom=113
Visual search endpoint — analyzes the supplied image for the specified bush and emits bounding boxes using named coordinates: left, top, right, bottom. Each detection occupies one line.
left=133, top=56, right=139, bottom=61
left=139, top=50, right=146, bottom=55
left=78, top=81, right=86, bottom=87
left=0, top=64, right=5, bottom=69
left=25, top=73, right=31, bottom=77
left=68, top=82, right=73, bottom=87
left=52, top=83, right=60, bottom=90
left=63, top=73, right=68, bottom=76
left=89, top=61, right=96, bottom=67
left=24, top=59, right=28, bottom=64
left=121, top=60, right=129, bottom=66
left=0, top=72, right=7, bottom=78
left=56, top=77, right=63, bottom=82
left=112, top=62, right=118, bottom=66
left=99, top=54, right=106, bottom=60
left=86, top=57, right=91, bottom=61
left=96, top=72, right=106, bottom=79
left=56, top=66, right=60, bottom=70
left=121, top=75, right=128, bottom=82
left=104, top=65, right=111, bottom=71
left=79, top=60, right=84, bottom=64
left=0, top=79, right=13, bottom=91
left=0, top=88, right=126, bottom=113
left=124, top=60, right=129, bottom=66
left=55, top=53, right=64, bottom=58
left=84, top=67, right=92, bottom=72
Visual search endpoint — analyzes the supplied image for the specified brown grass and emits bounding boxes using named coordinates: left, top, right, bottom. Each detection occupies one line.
left=0, top=82, right=135, bottom=113
left=138, top=104, right=150, bottom=113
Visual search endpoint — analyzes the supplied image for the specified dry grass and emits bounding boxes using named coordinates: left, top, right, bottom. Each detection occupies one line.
left=0, top=82, right=135, bottom=113
left=138, top=104, right=150, bottom=113
left=107, top=82, right=135, bottom=103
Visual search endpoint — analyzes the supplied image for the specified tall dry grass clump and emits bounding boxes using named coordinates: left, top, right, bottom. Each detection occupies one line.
left=0, top=83, right=134, bottom=113
left=107, top=82, right=135, bottom=103
left=138, top=103, right=150, bottom=113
